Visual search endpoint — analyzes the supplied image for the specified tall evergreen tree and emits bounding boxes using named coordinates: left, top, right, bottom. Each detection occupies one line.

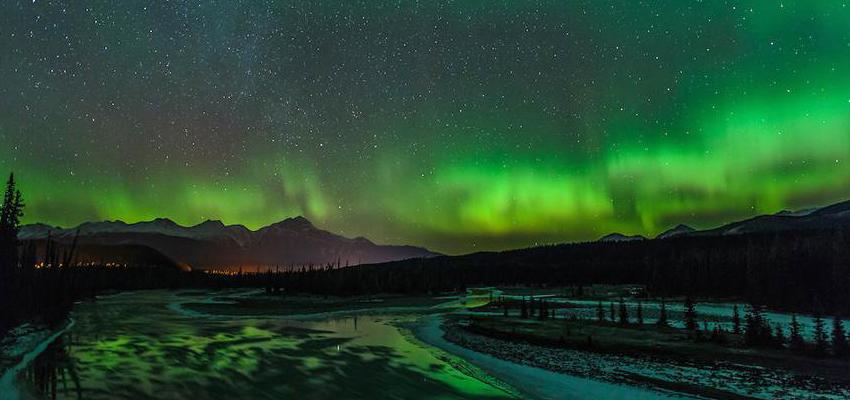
left=636, top=301, right=644, bottom=325
left=773, top=324, right=786, bottom=348
left=0, top=173, right=24, bottom=272
left=832, top=315, right=847, bottom=357
left=744, top=304, right=771, bottom=346
left=683, top=297, right=697, bottom=331
left=538, top=299, right=547, bottom=321
left=520, top=298, right=529, bottom=319
left=609, top=302, right=616, bottom=322
left=657, top=299, right=669, bottom=327
left=732, top=304, right=741, bottom=335
left=596, top=300, right=605, bottom=322
left=813, top=314, right=828, bottom=355
left=789, top=314, right=805, bottom=351
left=618, top=298, right=629, bottom=325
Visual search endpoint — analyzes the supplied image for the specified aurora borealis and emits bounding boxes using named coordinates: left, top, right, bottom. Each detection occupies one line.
left=2, top=1, right=849, bottom=254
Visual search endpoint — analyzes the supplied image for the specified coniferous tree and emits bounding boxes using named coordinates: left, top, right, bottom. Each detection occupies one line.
left=618, top=298, right=629, bottom=325
left=744, top=305, right=764, bottom=346
left=832, top=315, right=847, bottom=357
left=789, top=314, right=805, bottom=351
left=732, top=304, right=741, bottom=335
left=657, top=299, right=669, bottom=327
left=538, top=299, right=547, bottom=321
left=773, top=324, right=786, bottom=348
left=609, top=302, right=616, bottom=322
left=0, top=174, right=21, bottom=333
left=596, top=301, right=605, bottom=322
left=636, top=301, right=644, bottom=325
left=813, top=314, right=828, bottom=356
left=520, top=298, right=529, bottom=319
left=0, top=173, right=24, bottom=272
left=710, top=326, right=725, bottom=344
left=683, top=297, right=697, bottom=331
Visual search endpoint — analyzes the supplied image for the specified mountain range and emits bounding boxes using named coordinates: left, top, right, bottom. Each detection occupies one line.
left=18, top=199, right=850, bottom=270
left=599, top=199, right=850, bottom=242
left=19, top=216, right=439, bottom=270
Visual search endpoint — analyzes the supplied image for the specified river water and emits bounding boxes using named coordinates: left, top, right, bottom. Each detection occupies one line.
left=8, top=290, right=689, bottom=400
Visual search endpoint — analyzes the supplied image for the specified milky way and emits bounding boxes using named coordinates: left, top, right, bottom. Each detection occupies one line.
left=2, top=1, right=849, bottom=253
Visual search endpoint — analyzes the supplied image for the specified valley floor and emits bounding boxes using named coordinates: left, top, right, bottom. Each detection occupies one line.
left=435, top=313, right=850, bottom=399
left=3, top=289, right=850, bottom=400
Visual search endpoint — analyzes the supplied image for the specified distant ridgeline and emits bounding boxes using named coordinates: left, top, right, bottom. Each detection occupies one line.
left=274, top=200, right=850, bottom=315
left=18, top=217, right=438, bottom=269
left=8, top=191, right=850, bottom=318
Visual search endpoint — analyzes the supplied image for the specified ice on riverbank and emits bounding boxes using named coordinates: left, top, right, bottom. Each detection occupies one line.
left=0, top=320, right=74, bottom=400
left=431, top=315, right=850, bottom=399
left=414, top=315, right=694, bottom=400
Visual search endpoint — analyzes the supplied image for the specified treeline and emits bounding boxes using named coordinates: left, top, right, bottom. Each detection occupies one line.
left=0, top=174, right=198, bottom=336
left=4, top=170, right=850, bottom=333
left=267, top=228, right=850, bottom=315
left=495, top=297, right=850, bottom=358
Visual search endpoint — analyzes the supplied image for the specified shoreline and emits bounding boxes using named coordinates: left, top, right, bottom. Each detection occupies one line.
left=412, top=314, right=691, bottom=400
left=0, top=319, right=75, bottom=400
left=435, top=315, right=850, bottom=399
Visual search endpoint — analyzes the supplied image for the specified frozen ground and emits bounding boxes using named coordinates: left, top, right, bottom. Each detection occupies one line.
left=414, top=315, right=694, bottom=400
left=435, top=315, right=850, bottom=399
left=0, top=320, right=74, bottom=400
left=500, top=295, right=850, bottom=340
left=3, top=289, right=848, bottom=400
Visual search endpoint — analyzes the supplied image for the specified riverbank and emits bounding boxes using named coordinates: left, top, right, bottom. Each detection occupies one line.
left=412, top=315, right=692, bottom=400
left=438, top=315, right=850, bottom=399
left=0, top=319, right=74, bottom=400
left=1, top=290, right=517, bottom=400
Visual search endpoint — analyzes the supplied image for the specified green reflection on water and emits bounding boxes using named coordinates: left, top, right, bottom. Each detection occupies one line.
left=19, top=291, right=511, bottom=400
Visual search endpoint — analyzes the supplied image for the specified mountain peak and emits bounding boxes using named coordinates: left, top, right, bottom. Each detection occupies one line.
left=599, top=233, right=646, bottom=243
left=271, top=216, right=315, bottom=230
left=657, top=224, right=696, bottom=239
left=194, top=219, right=225, bottom=228
left=148, top=217, right=178, bottom=226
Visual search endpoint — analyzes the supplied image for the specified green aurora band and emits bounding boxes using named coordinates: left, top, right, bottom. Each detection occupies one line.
left=1, top=1, right=849, bottom=254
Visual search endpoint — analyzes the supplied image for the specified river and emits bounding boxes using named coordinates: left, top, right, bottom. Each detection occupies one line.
left=4, top=290, right=689, bottom=400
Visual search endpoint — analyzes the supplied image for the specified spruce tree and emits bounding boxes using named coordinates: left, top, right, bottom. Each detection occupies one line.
left=609, top=302, right=616, bottom=322
left=618, top=298, right=629, bottom=325
left=684, top=297, right=697, bottom=331
left=657, top=299, right=669, bottom=327
left=520, top=298, right=528, bottom=319
left=636, top=301, right=644, bottom=325
left=538, top=299, right=546, bottom=321
left=732, top=304, right=741, bottom=335
left=711, top=326, right=725, bottom=344
left=744, top=304, right=771, bottom=346
left=789, top=314, right=805, bottom=351
left=596, top=301, right=605, bottom=322
left=744, top=305, right=765, bottom=346
left=813, top=314, right=828, bottom=355
left=832, top=316, right=847, bottom=357
left=0, top=173, right=24, bottom=272
left=773, top=324, right=786, bottom=348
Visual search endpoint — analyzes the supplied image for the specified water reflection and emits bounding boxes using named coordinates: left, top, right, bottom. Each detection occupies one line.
left=23, top=335, right=82, bottom=400
left=18, top=291, right=510, bottom=399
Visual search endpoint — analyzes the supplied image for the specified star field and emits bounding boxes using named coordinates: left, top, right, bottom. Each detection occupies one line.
left=2, top=1, right=850, bottom=254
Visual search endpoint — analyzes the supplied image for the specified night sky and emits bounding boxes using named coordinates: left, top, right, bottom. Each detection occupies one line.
left=2, top=1, right=849, bottom=254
